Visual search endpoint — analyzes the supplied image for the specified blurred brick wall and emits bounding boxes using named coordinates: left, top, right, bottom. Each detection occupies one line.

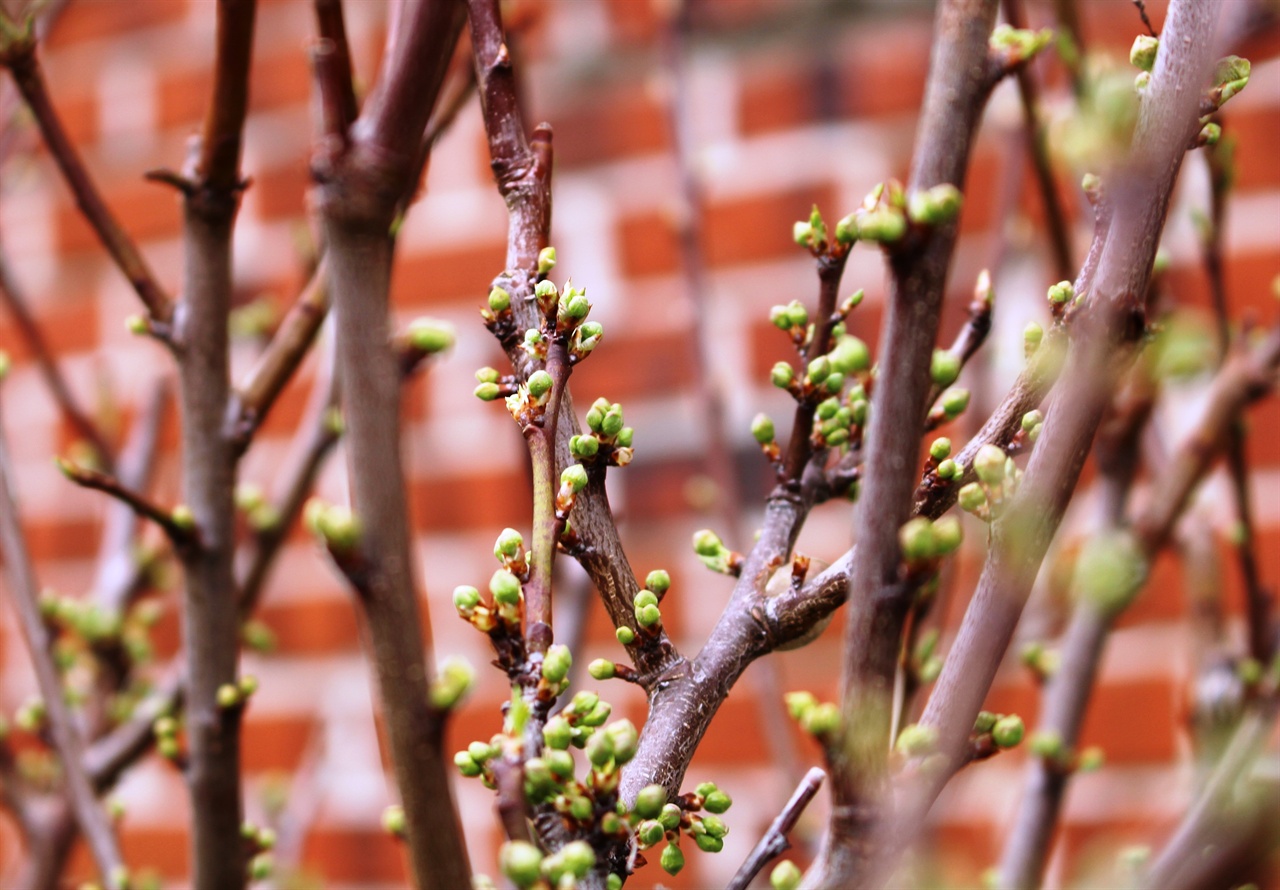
left=0, top=0, right=1277, bottom=887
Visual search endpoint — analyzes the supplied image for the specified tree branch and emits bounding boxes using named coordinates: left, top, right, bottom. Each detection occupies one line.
left=726, top=767, right=825, bottom=890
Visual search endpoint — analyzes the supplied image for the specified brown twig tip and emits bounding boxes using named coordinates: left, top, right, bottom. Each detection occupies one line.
left=55, top=457, right=197, bottom=547
left=726, top=767, right=826, bottom=890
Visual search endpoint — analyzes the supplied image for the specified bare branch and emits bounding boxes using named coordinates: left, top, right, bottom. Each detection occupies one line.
left=726, top=767, right=825, bottom=890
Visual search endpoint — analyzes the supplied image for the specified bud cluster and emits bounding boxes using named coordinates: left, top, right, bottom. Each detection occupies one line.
left=568, top=397, right=634, bottom=477
left=630, top=568, right=674, bottom=634
left=303, top=498, right=361, bottom=555
left=989, top=24, right=1054, bottom=70
left=957, top=443, right=1020, bottom=522
left=898, top=515, right=964, bottom=566
left=972, top=710, right=1027, bottom=751
left=784, top=690, right=841, bottom=738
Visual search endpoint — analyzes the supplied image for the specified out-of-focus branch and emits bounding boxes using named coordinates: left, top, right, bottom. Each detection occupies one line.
left=313, top=0, right=471, bottom=886
left=0, top=15, right=172, bottom=325
left=821, top=2, right=998, bottom=882
left=0, top=398, right=127, bottom=884
left=726, top=767, right=825, bottom=890
left=57, top=456, right=194, bottom=547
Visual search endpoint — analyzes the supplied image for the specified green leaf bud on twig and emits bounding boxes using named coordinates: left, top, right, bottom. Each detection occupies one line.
left=455, top=750, right=482, bottom=777
left=1021, top=410, right=1044, bottom=433
left=958, top=482, right=987, bottom=514
left=930, top=438, right=952, bottom=461
left=561, top=464, right=589, bottom=494
left=1074, top=531, right=1147, bottom=613
left=801, top=702, right=840, bottom=735
left=1029, top=730, right=1064, bottom=760
left=125, top=314, right=150, bottom=336
left=615, top=626, right=635, bottom=645
left=634, top=589, right=659, bottom=610
left=561, top=841, right=596, bottom=879
left=908, top=183, right=963, bottom=226
left=474, top=382, right=501, bottom=401
left=855, top=206, right=907, bottom=243
left=544, top=716, right=573, bottom=750
left=771, top=361, right=795, bottom=389
left=559, top=290, right=590, bottom=322
left=806, top=356, right=831, bottom=385
left=493, top=528, right=523, bottom=560
left=930, top=350, right=961, bottom=387
left=526, top=370, right=552, bottom=400
left=784, top=690, right=817, bottom=720
left=500, top=841, right=544, bottom=888
left=1129, top=34, right=1158, bottom=72
left=490, top=569, right=522, bottom=605
left=1024, top=322, right=1044, bottom=358
left=585, top=730, right=614, bottom=767
left=1197, top=121, right=1221, bottom=147
left=1211, top=55, right=1250, bottom=108
left=973, top=444, right=1007, bottom=486
left=694, top=833, right=724, bottom=853
left=1077, top=746, right=1105, bottom=772
left=239, top=674, right=259, bottom=698
left=537, top=246, right=557, bottom=275
left=570, top=435, right=599, bottom=459
left=703, top=789, right=732, bottom=814
left=991, top=714, right=1025, bottom=748
left=615, top=426, right=634, bottom=448
left=899, top=518, right=936, bottom=562
left=793, top=220, right=814, bottom=249
left=588, top=659, right=616, bottom=680
left=382, top=805, right=406, bottom=837
left=602, top=406, right=625, bottom=437
left=1047, top=280, right=1074, bottom=305
left=171, top=504, right=196, bottom=531
left=828, top=336, right=870, bottom=374
left=658, top=806, right=682, bottom=832
left=645, top=569, right=671, bottom=595
left=940, top=387, right=970, bottom=419
left=216, top=684, right=240, bottom=709
left=895, top=723, right=938, bottom=756
left=608, top=719, right=639, bottom=763
left=430, top=656, right=474, bottom=710
left=406, top=318, right=455, bottom=354
left=933, top=516, right=963, bottom=555
left=453, top=585, right=481, bottom=615
left=974, top=711, right=998, bottom=734
left=636, top=603, right=662, bottom=627
left=771, top=860, right=803, bottom=890
left=635, top=784, right=666, bottom=819
left=488, top=286, right=511, bottom=312
left=637, top=819, right=665, bottom=847
left=834, top=213, right=858, bottom=245
left=693, top=529, right=724, bottom=558
left=751, top=413, right=776, bottom=445
left=936, top=458, right=959, bottom=481
left=542, top=645, right=572, bottom=684
left=660, top=842, right=685, bottom=876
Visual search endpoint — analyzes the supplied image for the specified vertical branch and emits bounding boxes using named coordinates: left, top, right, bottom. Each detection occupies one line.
left=313, top=1, right=471, bottom=887
left=0, top=400, right=126, bottom=884
left=819, top=1, right=998, bottom=883
left=171, top=1, right=257, bottom=887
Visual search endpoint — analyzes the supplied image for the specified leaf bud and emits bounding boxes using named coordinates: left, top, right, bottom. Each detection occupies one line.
left=523, top=371, right=551, bottom=402
left=171, top=504, right=196, bottom=530
left=855, top=206, right=907, bottom=243
left=561, top=841, right=596, bottom=879
left=908, top=183, right=963, bottom=226
left=792, top=221, right=813, bottom=248
left=659, top=803, right=683, bottom=831
left=490, top=569, right=522, bottom=605
left=805, top=356, right=831, bottom=385
left=468, top=741, right=496, bottom=763
left=474, top=382, right=501, bottom=401
left=537, top=247, right=557, bottom=275
left=801, top=702, right=840, bottom=735
left=608, top=719, right=640, bottom=763
left=771, top=860, right=803, bottom=890
left=931, top=350, right=961, bottom=387
left=1047, top=280, right=1074, bottom=305
left=125, top=314, right=150, bottom=336
left=974, top=711, right=998, bottom=733
left=500, top=840, right=544, bottom=888
left=430, top=656, right=474, bottom=710
left=645, top=569, right=671, bottom=594
left=542, top=645, right=572, bottom=684
left=771, top=361, right=795, bottom=389
left=695, top=833, right=724, bottom=853
left=615, top=626, right=636, bottom=645
left=615, top=426, right=634, bottom=448
left=930, top=437, right=952, bottom=461
left=602, top=407, right=625, bottom=437
left=958, top=482, right=987, bottom=513
left=703, top=789, right=732, bottom=814
left=751, top=413, right=775, bottom=444
left=453, top=585, right=481, bottom=615
left=1021, top=410, right=1044, bottom=433
left=559, top=291, right=590, bottom=321
left=546, top=749, right=575, bottom=779
left=1077, top=746, right=1105, bottom=772
left=1129, top=34, right=1159, bottom=72
left=588, top=659, right=616, bottom=680
left=570, top=435, right=599, bottom=460
left=1075, top=531, right=1147, bottom=613
left=933, top=516, right=963, bottom=555
left=828, top=336, right=870, bottom=375
left=769, top=305, right=791, bottom=330
left=834, top=213, right=858, bottom=244
left=692, top=529, right=724, bottom=558
left=561, top=464, right=589, bottom=494
left=494, top=528, right=524, bottom=560
left=895, top=723, right=938, bottom=756
left=543, top=715, right=574, bottom=750
left=823, top=372, right=844, bottom=393
left=1212, top=55, right=1250, bottom=107
left=637, top=819, right=665, bottom=846
left=1029, top=730, right=1064, bottom=760
left=1024, top=322, right=1044, bottom=357
left=785, top=300, right=809, bottom=329
left=784, top=690, right=817, bottom=721
left=936, top=458, right=959, bottom=481
left=488, top=286, right=511, bottom=312
left=992, top=714, right=1025, bottom=748
left=974, top=444, right=1007, bottom=486
left=636, top=603, right=661, bottom=627
left=660, top=842, right=685, bottom=876
left=635, top=784, right=667, bottom=819
left=940, top=387, right=970, bottom=419
left=634, top=589, right=659, bottom=610
left=216, top=684, right=240, bottom=708
left=382, top=805, right=406, bottom=837
left=407, top=318, right=455, bottom=354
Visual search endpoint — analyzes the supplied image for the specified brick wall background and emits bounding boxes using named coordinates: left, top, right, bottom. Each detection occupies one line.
left=0, top=0, right=1277, bottom=887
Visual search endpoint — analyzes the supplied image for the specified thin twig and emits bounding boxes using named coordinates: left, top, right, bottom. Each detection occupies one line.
left=726, top=767, right=825, bottom=890
left=56, top=457, right=193, bottom=547
left=0, top=396, right=127, bottom=883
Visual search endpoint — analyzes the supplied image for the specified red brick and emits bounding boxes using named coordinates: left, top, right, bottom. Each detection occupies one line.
left=571, top=329, right=695, bottom=403
left=242, top=713, right=315, bottom=772
left=157, top=66, right=208, bottom=131
left=549, top=81, right=669, bottom=168
left=739, top=64, right=820, bottom=137
left=23, top=517, right=101, bottom=561
left=615, top=211, right=681, bottom=279
left=1079, top=677, right=1178, bottom=763
left=1244, top=396, right=1280, bottom=469
left=1225, top=105, right=1280, bottom=192
left=410, top=468, right=532, bottom=533
left=606, top=0, right=661, bottom=44
left=55, top=181, right=183, bottom=254
left=301, top=827, right=408, bottom=883
left=47, top=0, right=189, bottom=49
left=0, top=296, right=100, bottom=361
left=249, top=160, right=313, bottom=221
left=249, top=48, right=313, bottom=114
left=703, top=184, right=838, bottom=268
left=258, top=597, right=360, bottom=655
left=839, top=23, right=933, bottom=119
left=391, top=241, right=508, bottom=308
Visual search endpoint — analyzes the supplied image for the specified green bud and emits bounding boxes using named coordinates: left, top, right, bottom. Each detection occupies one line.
left=1024, top=322, right=1044, bottom=356
left=636, top=603, right=661, bottom=627
left=958, top=482, right=987, bottom=513
left=771, top=860, right=803, bottom=890
left=468, top=741, right=496, bottom=763
left=1078, top=746, right=1105, bottom=772
left=125, top=314, right=149, bottom=336
left=216, top=684, right=240, bottom=708
left=931, top=350, right=961, bottom=387
left=635, top=784, right=667, bottom=819
left=608, top=719, right=640, bottom=763
left=527, top=370, right=553, bottom=399
left=561, top=841, right=595, bottom=879
left=700, top=814, right=728, bottom=838
left=607, top=874, right=623, bottom=890
left=1029, top=730, right=1064, bottom=760
left=407, top=318, right=455, bottom=354
left=494, top=528, right=523, bottom=560
left=660, top=840, right=691, bottom=875
left=785, top=300, right=809, bottom=329
left=974, top=444, right=1007, bottom=486
left=895, top=723, right=938, bottom=756
left=431, top=656, right=474, bottom=710
left=930, top=438, right=952, bottom=461
left=616, top=626, right=636, bottom=645
left=542, top=645, right=572, bottom=684
left=537, top=247, right=557, bottom=275
left=248, top=855, right=272, bottom=881
left=828, top=336, right=870, bottom=374
left=769, top=305, right=792, bottom=330
left=1129, top=35, right=1158, bottom=72
left=694, top=833, right=724, bottom=853
left=793, top=221, right=813, bottom=248
left=941, top=387, right=970, bottom=419
left=500, top=840, right=544, bottom=888
left=588, top=659, right=616, bottom=680
left=751, top=413, right=775, bottom=445
left=645, top=569, right=671, bottom=594
left=992, top=714, right=1025, bottom=748
left=806, top=356, right=831, bottom=385
left=802, top=702, right=840, bottom=735
left=615, top=426, right=634, bottom=447
left=659, top=804, right=683, bottom=832
left=474, top=382, right=501, bottom=401
left=546, top=749, right=575, bottom=779
left=1212, top=55, right=1250, bottom=107
left=933, top=516, right=963, bottom=555
left=490, top=569, right=522, bottom=605
left=634, top=589, right=659, bottom=610
left=171, top=504, right=196, bottom=530
left=908, top=183, right=963, bottom=226
left=1075, top=531, right=1147, bottom=613
left=544, top=716, right=574, bottom=750
left=570, top=435, right=599, bottom=459
left=692, top=529, right=724, bottom=557
left=488, top=286, right=511, bottom=312
left=771, top=361, right=795, bottom=389
left=855, top=206, right=907, bottom=243
left=784, top=690, right=817, bottom=721
left=1047, top=280, right=1074, bottom=305
left=453, top=585, right=481, bottom=614
left=570, top=691, right=599, bottom=714
left=703, top=790, right=732, bottom=814
left=382, top=805, right=406, bottom=836
left=834, top=213, right=858, bottom=244
left=561, top=464, right=589, bottom=494
left=936, top=459, right=959, bottom=481
left=560, top=292, right=590, bottom=321
left=638, top=818, right=665, bottom=846
left=585, top=726, right=615, bottom=767
left=899, top=517, right=937, bottom=562
left=1021, top=410, right=1044, bottom=433
left=569, top=795, right=593, bottom=822
left=602, top=407, right=625, bottom=437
